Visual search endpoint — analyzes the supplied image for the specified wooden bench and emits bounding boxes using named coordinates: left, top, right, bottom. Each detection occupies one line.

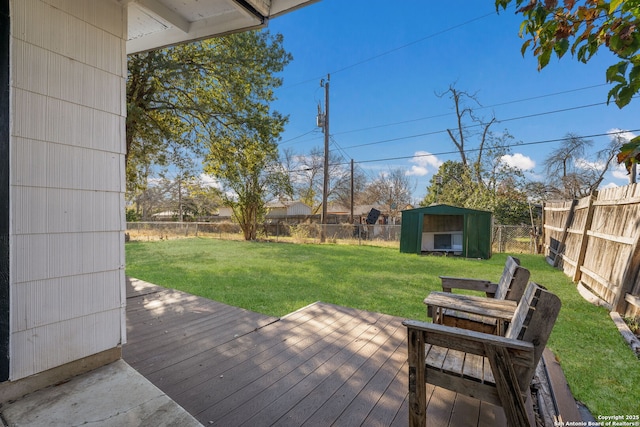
left=430, top=255, right=530, bottom=334
left=403, top=282, right=561, bottom=427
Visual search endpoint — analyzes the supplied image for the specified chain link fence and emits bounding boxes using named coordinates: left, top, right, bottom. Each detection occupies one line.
left=126, top=221, right=401, bottom=247
left=492, top=225, right=541, bottom=254
left=126, top=222, right=539, bottom=253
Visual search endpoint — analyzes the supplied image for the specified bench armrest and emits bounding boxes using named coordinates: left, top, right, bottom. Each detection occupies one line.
left=403, top=319, right=534, bottom=365
left=438, top=276, right=498, bottom=296
left=424, top=292, right=517, bottom=321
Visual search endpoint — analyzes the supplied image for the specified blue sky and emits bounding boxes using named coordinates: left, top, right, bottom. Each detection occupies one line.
left=266, top=0, right=639, bottom=203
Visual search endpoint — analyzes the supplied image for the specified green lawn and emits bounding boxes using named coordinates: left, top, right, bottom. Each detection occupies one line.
left=126, top=238, right=640, bottom=418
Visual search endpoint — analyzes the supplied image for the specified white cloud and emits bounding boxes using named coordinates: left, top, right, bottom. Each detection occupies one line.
left=500, top=153, right=535, bottom=171
left=600, top=182, right=619, bottom=190
left=406, top=151, right=442, bottom=176
left=611, top=160, right=629, bottom=182
left=612, top=163, right=630, bottom=180
left=608, top=128, right=637, bottom=143
left=199, top=173, right=222, bottom=189
left=407, top=165, right=428, bottom=176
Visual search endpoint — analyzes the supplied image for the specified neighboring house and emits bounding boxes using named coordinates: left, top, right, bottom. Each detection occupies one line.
left=266, top=200, right=312, bottom=218
left=151, top=211, right=181, bottom=221
left=326, top=204, right=391, bottom=225
left=1, top=0, right=316, bottom=401
left=216, top=202, right=398, bottom=225
left=215, top=201, right=312, bottom=219
left=217, top=206, right=234, bottom=218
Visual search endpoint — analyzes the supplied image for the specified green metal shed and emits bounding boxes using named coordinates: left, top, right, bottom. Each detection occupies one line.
left=400, top=204, right=493, bottom=259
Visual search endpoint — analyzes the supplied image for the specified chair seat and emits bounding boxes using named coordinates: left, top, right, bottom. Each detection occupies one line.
left=425, top=343, right=496, bottom=386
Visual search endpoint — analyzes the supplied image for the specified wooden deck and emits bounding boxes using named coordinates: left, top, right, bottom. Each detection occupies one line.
left=123, top=277, right=572, bottom=426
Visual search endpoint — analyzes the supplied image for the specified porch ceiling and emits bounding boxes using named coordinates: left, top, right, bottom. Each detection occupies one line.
left=123, top=0, right=319, bottom=54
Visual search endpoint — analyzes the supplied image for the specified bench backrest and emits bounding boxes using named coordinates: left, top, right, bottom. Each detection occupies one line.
left=505, top=282, right=561, bottom=391
left=494, top=256, right=530, bottom=302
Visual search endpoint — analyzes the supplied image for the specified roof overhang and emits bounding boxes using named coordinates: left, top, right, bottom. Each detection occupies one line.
left=123, top=0, right=319, bottom=54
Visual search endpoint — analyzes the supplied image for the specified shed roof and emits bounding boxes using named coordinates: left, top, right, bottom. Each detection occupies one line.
left=403, top=204, right=492, bottom=215
left=265, top=200, right=309, bottom=209
left=125, top=0, right=320, bottom=54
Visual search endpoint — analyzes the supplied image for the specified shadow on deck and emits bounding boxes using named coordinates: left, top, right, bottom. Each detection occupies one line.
left=123, top=277, right=580, bottom=426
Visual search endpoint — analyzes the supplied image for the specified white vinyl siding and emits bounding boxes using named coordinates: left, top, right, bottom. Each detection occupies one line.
left=9, top=0, right=126, bottom=380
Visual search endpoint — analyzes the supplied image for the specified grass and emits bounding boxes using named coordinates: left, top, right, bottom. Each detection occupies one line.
left=126, top=237, right=640, bottom=418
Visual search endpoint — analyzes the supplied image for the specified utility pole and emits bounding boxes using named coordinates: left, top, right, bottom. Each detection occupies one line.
left=320, top=74, right=330, bottom=242
left=350, top=159, right=354, bottom=224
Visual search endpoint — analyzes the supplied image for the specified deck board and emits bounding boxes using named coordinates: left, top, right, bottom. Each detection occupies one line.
left=123, top=277, right=516, bottom=426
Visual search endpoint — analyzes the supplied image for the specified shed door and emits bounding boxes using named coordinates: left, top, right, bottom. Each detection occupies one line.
left=465, top=218, right=481, bottom=257
left=464, top=213, right=491, bottom=259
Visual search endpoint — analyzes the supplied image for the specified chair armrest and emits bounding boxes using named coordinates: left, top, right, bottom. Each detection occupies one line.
left=403, top=319, right=534, bottom=366
left=439, top=276, right=498, bottom=295
left=424, top=292, right=517, bottom=321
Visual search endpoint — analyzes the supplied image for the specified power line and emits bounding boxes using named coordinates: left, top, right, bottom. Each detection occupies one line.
left=329, top=136, right=378, bottom=183
left=333, top=83, right=609, bottom=136
left=282, top=129, right=639, bottom=175
left=329, top=11, right=498, bottom=76
left=279, top=8, right=501, bottom=90
left=340, top=100, right=618, bottom=150
left=279, top=128, right=321, bottom=145
left=279, top=84, right=615, bottom=149
left=342, top=129, right=640, bottom=167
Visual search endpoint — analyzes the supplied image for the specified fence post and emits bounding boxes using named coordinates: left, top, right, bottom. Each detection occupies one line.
left=615, top=232, right=640, bottom=313
left=572, top=194, right=595, bottom=283
left=553, top=199, right=578, bottom=268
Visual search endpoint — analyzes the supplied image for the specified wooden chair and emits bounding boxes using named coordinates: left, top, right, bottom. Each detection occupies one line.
left=403, top=282, right=561, bottom=427
left=429, top=255, right=530, bottom=333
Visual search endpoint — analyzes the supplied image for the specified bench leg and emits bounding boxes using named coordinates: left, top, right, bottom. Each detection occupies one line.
left=407, top=328, right=426, bottom=427
left=484, top=344, right=531, bottom=427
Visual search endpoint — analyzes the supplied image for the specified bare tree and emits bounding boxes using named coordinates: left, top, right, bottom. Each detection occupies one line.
left=331, top=166, right=368, bottom=212
left=439, top=85, right=495, bottom=186
left=288, top=146, right=352, bottom=214
left=363, top=168, right=415, bottom=223
left=544, top=133, right=623, bottom=199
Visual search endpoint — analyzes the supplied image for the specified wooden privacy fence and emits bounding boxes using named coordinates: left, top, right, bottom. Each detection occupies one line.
left=544, top=183, right=640, bottom=319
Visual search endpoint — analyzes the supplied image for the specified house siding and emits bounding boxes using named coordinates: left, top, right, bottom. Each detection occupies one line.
left=1, top=0, right=10, bottom=382
left=287, top=202, right=311, bottom=216
left=8, top=0, right=126, bottom=380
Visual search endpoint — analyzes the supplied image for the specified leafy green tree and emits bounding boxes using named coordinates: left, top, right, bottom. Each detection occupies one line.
left=422, top=159, right=530, bottom=224
left=493, top=178, right=532, bottom=225
left=495, top=0, right=640, bottom=167
left=126, top=30, right=292, bottom=191
left=496, top=0, right=639, bottom=107
left=126, top=30, right=293, bottom=236
left=183, top=179, right=224, bottom=219
left=421, top=161, right=476, bottom=207
left=205, top=129, right=291, bottom=240
left=125, top=208, right=140, bottom=222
